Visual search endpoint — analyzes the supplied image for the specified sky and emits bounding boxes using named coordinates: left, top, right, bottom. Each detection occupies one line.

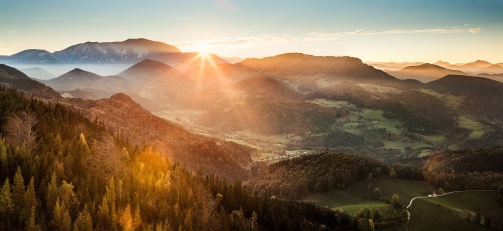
left=0, top=0, right=502, bottom=63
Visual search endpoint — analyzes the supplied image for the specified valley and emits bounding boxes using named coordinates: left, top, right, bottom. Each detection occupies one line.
left=2, top=0, right=503, bottom=229
left=1, top=38, right=503, bottom=231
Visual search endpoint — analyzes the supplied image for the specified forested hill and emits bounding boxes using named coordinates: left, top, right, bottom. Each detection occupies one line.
left=398, top=147, right=503, bottom=191
left=72, top=92, right=254, bottom=181
left=0, top=86, right=365, bottom=230
left=0, top=63, right=254, bottom=181
left=246, top=153, right=388, bottom=199
left=0, top=64, right=60, bottom=99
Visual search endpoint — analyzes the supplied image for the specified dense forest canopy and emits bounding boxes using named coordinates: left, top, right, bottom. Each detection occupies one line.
left=0, top=85, right=371, bottom=231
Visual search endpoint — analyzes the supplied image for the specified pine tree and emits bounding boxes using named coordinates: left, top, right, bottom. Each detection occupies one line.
left=51, top=198, right=72, bottom=231
left=12, top=166, right=25, bottom=207
left=133, top=204, right=142, bottom=229
left=119, top=204, right=133, bottom=231
left=11, top=166, right=25, bottom=227
left=183, top=208, right=194, bottom=231
left=46, top=172, right=59, bottom=215
left=24, top=176, right=38, bottom=219
left=58, top=180, right=79, bottom=218
left=97, top=195, right=110, bottom=230
left=25, top=206, right=42, bottom=231
left=0, top=138, right=8, bottom=178
left=0, top=178, right=13, bottom=225
left=73, top=204, right=93, bottom=231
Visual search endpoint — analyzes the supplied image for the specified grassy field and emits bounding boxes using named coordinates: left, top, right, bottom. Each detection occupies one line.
left=382, top=140, right=430, bottom=150
left=408, top=191, right=501, bottom=231
left=340, top=203, right=391, bottom=215
left=408, top=198, right=488, bottom=231
left=360, top=108, right=384, bottom=120
left=421, top=134, right=446, bottom=145
left=425, top=191, right=498, bottom=211
left=419, top=89, right=464, bottom=108
left=375, top=119, right=403, bottom=135
left=418, top=149, right=432, bottom=157
left=304, top=190, right=391, bottom=216
left=353, top=109, right=408, bottom=141
left=458, top=116, right=490, bottom=139
left=308, top=99, right=356, bottom=109
left=356, top=83, right=404, bottom=94
left=303, top=177, right=435, bottom=215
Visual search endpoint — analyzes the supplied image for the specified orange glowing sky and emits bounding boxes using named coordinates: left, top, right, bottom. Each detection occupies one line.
left=0, top=0, right=502, bottom=63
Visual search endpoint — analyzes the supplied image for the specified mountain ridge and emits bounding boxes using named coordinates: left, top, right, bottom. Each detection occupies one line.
left=52, top=38, right=181, bottom=64
left=385, top=63, right=470, bottom=82
left=0, top=38, right=200, bottom=65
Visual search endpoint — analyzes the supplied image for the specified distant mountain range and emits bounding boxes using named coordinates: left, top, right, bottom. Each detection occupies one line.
left=385, top=63, right=470, bottom=82
left=370, top=60, right=503, bottom=78
left=0, top=38, right=226, bottom=67
left=373, top=61, right=503, bottom=83
left=435, top=60, right=503, bottom=74
left=19, top=67, right=56, bottom=80
left=366, top=61, right=424, bottom=71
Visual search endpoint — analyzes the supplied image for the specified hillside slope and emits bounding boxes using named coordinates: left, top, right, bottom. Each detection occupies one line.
left=71, top=93, right=253, bottom=180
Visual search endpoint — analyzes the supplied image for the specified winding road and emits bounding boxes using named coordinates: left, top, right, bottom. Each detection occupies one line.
left=405, top=190, right=497, bottom=220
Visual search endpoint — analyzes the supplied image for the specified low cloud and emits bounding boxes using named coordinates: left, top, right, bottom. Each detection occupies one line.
left=306, top=25, right=481, bottom=41
left=305, top=29, right=367, bottom=41
left=174, top=25, right=481, bottom=52
left=33, top=17, right=64, bottom=20
left=176, top=35, right=297, bottom=50
left=33, top=17, right=110, bottom=22
left=468, top=27, right=481, bottom=34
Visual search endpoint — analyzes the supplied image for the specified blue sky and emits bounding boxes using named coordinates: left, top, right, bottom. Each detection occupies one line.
left=0, top=0, right=502, bottom=62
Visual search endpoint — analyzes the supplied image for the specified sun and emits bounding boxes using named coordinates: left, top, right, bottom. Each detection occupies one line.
left=193, top=41, right=211, bottom=57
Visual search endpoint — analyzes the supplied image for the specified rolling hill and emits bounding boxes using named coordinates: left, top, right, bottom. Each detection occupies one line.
left=427, top=75, right=503, bottom=119
left=118, top=59, right=194, bottom=103
left=385, top=63, right=470, bottom=82
left=238, top=53, right=397, bottom=90
left=0, top=64, right=60, bottom=99
left=434, top=60, right=503, bottom=75
left=118, top=58, right=183, bottom=81
left=43, top=68, right=135, bottom=93
left=19, top=67, right=56, bottom=80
